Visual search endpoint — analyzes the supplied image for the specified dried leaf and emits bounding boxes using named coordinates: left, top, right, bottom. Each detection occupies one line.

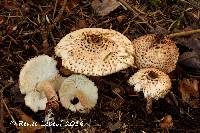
left=179, top=78, right=200, bottom=108
left=116, top=15, right=126, bottom=23
left=175, top=33, right=200, bottom=52
left=178, top=51, right=200, bottom=70
left=91, top=0, right=120, bottom=16
left=59, top=0, right=78, bottom=15
left=103, top=111, right=118, bottom=120
left=71, top=19, right=90, bottom=31
left=108, top=121, right=122, bottom=131
left=0, top=1, right=18, bottom=10
left=159, top=115, right=173, bottom=129
left=12, top=109, right=44, bottom=133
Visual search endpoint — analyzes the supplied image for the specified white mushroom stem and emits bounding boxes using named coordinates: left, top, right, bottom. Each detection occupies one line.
left=36, top=75, right=65, bottom=101
left=36, top=81, right=58, bottom=101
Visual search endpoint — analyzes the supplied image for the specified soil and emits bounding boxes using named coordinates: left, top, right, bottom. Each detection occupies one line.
left=0, top=0, right=200, bottom=132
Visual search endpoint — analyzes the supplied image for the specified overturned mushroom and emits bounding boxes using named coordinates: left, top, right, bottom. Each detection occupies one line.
left=55, top=28, right=135, bottom=76
left=128, top=68, right=171, bottom=113
left=19, top=55, right=64, bottom=112
left=132, top=34, right=179, bottom=73
left=59, top=74, right=98, bottom=113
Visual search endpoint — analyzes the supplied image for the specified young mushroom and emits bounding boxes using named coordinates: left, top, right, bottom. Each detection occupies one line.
left=132, top=34, right=179, bottom=73
left=55, top=28, right=135, bottom=76
left=19, top=55, right=64, bottom=112
left=59, top=74, right=98, bottom=113
left=128, top=68, right=171, bottom=113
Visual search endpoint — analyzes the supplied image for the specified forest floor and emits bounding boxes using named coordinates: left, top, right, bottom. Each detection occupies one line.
left=0, top=0, right=200, bottom=132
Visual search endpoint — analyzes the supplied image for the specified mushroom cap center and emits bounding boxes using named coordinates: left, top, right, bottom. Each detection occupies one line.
left=86, top=33, right=103, bottom=43
left=147, top=71, right=158, bottom=80
left=70, top=97, right=79, bottom=105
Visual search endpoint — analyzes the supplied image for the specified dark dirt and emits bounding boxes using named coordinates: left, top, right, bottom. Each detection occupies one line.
left=0, top=0, right=200, bottom=132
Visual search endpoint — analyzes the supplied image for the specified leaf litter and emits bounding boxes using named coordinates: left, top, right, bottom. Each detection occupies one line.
left=0, top=0, right=200, bottom=132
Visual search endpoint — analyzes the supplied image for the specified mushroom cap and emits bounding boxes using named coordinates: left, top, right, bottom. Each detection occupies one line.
left=59, top=74, right=98, bottom=113
left=55, top=28, right=134, bottom=76
left=128, top=68, right=171, bottom=100
left=133, top=34, right=179, bottom=73
left=24, top=91, right=47, bottom=112
left=19, top=55, right=58, bottom=94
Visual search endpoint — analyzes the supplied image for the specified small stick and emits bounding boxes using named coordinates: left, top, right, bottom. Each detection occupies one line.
left=168, top=29, right=200, bottom=38
left=117, top=0, right=154, bottom=30
left=53, top=0, right=58, bottom=19
left=49, top=0, right=67, bottom=30
left=2, top=98, right=18, bottom=127
left=179, top=0, right=200, bottom=10
left=7, top=35, right=19, bottom=45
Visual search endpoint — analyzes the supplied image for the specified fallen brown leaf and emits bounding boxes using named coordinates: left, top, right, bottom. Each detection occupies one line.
left=59, top=0, right=78, bottom=15
left=178, top=51, right=200, bottom=70
left=159, top=115, right=173, bottom=129
left=108, top=121, right=122, bottom=131
left=179, top=78, right=200, bottom=108
left=175, top=33, right=200, bottom=52
left=116, top=15, right=126, bottom=23
left=91, top=0, right=120, bottom=16
left=71, top=19, right=90, bottom=31
left=12, top=109, right=44, bottom=133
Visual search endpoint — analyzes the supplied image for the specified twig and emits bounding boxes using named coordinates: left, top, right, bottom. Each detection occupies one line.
left=2, top=98, right=18, bottom=127
left=49, top=0, right=67, bottom=31
left=40, top=0, right=67, bottom=52
left=117, top=0, right=154, bottom=30
left=168, top=29, right=200, bottom=38
left=179, top=0, right=200, bottom=10
left=7, top=35, right=19, bottom=45
left=53, top=0, right=58, bottom=19
left=0, top=81, right=16, bottom=93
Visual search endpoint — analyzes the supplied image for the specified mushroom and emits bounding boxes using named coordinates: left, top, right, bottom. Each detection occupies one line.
left=24, top=91, right=47, bottom=112
left=55, top=28, right=135, bottom=76
left=59, top=74, right=98, bottom=113
left=132, top=34, right=179, bottom=73
left=128, top=68, right=171, bottom=113
left=19, top=55, right=64, bottom=112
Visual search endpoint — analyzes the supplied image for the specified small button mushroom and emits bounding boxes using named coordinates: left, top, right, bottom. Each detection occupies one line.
left=128, top=68, right=171, bottom=113
left=59, top=74, right=98, bottom=113
left=19, top=55, right=64, bottom=112
left=55, top=28, right=135, bottom=76
left=132, top=34, right=179, bottom=73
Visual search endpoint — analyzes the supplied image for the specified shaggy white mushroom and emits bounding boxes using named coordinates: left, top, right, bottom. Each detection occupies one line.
left=55, top=28, right=135, bottom=76
left=59, top=74, right=98, bottom=113
left=19, top=55, right=64, bottom=112
left=128, top=68, right=171, bottom=113
left=24, top=91, right=47, bottom=112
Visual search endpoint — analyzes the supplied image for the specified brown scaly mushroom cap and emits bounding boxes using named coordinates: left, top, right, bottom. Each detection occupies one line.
left=132, top=34, right=179, bottom=73
left=55, top=28, right=135, bottom=76
left=59, top=74, right=98, bottom=113
left=128, top=68, right=171, bottom=113
left=19, top=55, right=64, bottom=112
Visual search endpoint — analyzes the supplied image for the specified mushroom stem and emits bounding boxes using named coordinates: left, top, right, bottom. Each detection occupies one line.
left=36, top=75, right=64, bottom=101
left=36, top=80, right=58, bottom=101
left=146, top=98, right=153, bottom=114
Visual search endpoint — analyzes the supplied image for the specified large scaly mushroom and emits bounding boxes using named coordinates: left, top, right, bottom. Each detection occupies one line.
left=132, top=34, right=179, bottom=73
left=55, top=28, right=135, bottom=76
